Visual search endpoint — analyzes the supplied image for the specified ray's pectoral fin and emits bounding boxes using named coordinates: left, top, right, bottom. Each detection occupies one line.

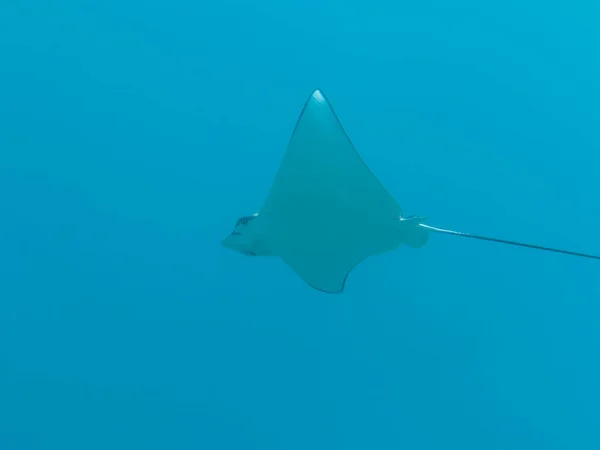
left=271, top=224, right=374, bottom=294
left=278, top=247, right=364, bottom=294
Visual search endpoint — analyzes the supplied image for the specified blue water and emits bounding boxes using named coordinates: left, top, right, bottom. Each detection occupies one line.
left=2, top=1, right=600, bottom=448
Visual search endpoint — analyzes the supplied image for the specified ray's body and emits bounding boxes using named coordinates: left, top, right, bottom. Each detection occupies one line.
left=222, top=89, right=600, bottom=293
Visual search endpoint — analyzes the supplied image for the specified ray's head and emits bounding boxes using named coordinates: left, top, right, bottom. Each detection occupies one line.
left=221, top=213, right=261, bottom=256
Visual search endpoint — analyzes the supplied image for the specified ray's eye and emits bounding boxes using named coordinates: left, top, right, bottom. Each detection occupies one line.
left=235, top=216, right=254, bottom=227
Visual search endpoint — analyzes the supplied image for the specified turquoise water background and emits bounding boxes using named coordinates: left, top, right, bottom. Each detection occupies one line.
left=2, top=1, right=600, bottom=448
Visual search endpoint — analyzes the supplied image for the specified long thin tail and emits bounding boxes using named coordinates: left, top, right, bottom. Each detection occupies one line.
left=419, top=224, right=600, bottom=261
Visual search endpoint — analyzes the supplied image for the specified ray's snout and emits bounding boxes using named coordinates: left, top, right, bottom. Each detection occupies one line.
left=220, top=236, right=230, bottom=248
left=221, top=230, right=257, bottom=256
left=221, top=233, right=237, bottom=250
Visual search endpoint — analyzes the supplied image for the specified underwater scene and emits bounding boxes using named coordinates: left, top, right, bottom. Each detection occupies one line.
left=1, top=0, right=600, bottom=448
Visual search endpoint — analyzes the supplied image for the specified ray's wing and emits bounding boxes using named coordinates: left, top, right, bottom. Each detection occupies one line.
left=259, top=90, right=404, bottom=293
left=261, top=90, right=402, bottom=220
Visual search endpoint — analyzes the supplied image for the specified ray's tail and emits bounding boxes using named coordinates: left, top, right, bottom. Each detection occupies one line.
left=419, top=224, right=600, bottom=261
